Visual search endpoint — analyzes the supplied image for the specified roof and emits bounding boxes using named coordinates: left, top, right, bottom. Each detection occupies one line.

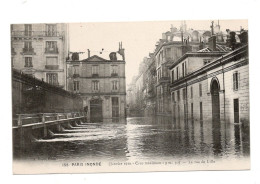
left=68, top=55, right=125, bottom=63
left=81, top=55, right=108, bottom=62
left=197, top=44, right=232, bottom=52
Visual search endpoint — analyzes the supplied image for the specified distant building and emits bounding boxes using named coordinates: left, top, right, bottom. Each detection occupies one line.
left=154, top=23, right=227, bottom=116
left=66, top=45, right=126, bottom=122
left=11, top=23, right=69, bottom=89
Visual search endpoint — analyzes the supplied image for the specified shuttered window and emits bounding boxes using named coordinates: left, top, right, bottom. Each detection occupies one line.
left=190, top=86, right=193, bottom=99
left=199, top=83, right=202, bottom=97
left=233, top=72, right=239, bottom=91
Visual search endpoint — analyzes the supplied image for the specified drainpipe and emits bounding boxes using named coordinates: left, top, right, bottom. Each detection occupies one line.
left=185, top=79, right=188, bottom=124
left=220, top=56, right=227, bottom=149
left=221, top=56, right=226, bottom=122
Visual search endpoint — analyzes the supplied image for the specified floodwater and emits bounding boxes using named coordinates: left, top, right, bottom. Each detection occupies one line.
left=13, top=116, right=250, bottom=162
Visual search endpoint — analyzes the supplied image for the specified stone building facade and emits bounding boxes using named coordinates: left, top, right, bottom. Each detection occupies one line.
left=66, top=53, right=126, bottom=122
left=154, top=26, right=227, bottom=116
left=11, top=23, right=69, bottom=89
left=169, top=31, right=249, bottom=126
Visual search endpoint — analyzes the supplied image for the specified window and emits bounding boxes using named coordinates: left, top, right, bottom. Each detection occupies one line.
left=176, top=67, right=179, bottom=80
left=24, top=57, right=32, bottom=67
left=92, top=81, right=99, bottom=91
left=92, top=65, right=99, bottom=76
left=46, top=57, right=58, bottom=65
left=112, top=81, right=118, bottom=90
left=172, top=92, right=175, bottom=103
left=46, top=41, right=58, bottom=53
left=24, top=24, right=32, bottom=36
left=111, top=65, right=118, bottom=76
left=183, top=88, right=186, bottom=100
left=46, top=73, right=58, bottom=85
left=73, top=81, right=79, bottom=91
left=203, top=59, right=211, bottom=65
left=190, top=86, right=193, bottom=99
left=46, top=24, right=57, bottom=36
left=171, top=70, right=174, bottom=83
left=177, top=90, right=180, bottom=101
left=233, top=72, right=239, bottom=91
left=74, top=66, right=79, bottom=75
left=182, top=63, right=185, bottom=78
left=166, top=48, right=171, bottom=59
left=24, top=41, right=32, bottom=52
left=191, top=103, right=193, bottom=119
left=199, top=83, right=202, bottom=97
left=200, top=102, right=203, bottom=121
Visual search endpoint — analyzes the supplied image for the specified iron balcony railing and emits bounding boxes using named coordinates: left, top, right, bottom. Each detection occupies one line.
left=45, top=47, right=59, bottom=54
left=22, top=47, right=35, bottom=54
left=11, top=31, right=62, bottom=37
left=45, top=65, right=59, bottom=70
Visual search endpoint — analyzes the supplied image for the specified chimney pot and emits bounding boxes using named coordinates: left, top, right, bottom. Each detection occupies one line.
left=208, top=35, right=217, bottom=51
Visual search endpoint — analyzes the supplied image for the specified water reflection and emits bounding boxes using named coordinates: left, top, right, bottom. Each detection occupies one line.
left=13, top=116, right=250, bottom=161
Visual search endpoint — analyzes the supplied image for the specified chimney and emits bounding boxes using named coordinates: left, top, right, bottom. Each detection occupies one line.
left=87, top=49, right=90, bottom=58
left=208, top=35, right=217, bottom=51
left=199, top=37, right=204, bottom=50
left=226, top=31, right=237, bottom=50
left=162, top=33, right=166, bottom=40
left=238, top=31, right=248, bottom=45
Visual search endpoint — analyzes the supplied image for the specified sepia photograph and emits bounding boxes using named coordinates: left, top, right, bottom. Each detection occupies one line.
left=10, top=19, right=250, bottom=174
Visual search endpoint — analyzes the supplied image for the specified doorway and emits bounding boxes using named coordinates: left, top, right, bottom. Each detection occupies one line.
left=210, top=78, right=222, bottom=155
left=112, top=97, right=119, bottom=118
left=90, top=98, right=103, bottom=122
left=211, top=79, right=220, bottom=122
left=234, top=99, right=239, bottom=123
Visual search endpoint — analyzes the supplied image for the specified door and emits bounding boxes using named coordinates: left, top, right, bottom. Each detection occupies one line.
left=234, top=99, right=239, bottom=123
left=90, top=98, right=103, bottom=122
left=112, top=97, right=119, bottom=118
left=211, top=80, right=220, bottom=122
left=211, top=79, right=222, bottom=155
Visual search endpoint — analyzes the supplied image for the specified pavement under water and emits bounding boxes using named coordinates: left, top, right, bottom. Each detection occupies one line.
left=13, top=116, right=250, bottom=162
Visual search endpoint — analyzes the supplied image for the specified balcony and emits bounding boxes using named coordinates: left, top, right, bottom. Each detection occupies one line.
left=45, top=65, right=59, bottom=70
left=45, top=47, right=59, bottom=54
left=92, top=74, right=99, bottom=77
left=111, top=73, right=118, bottom=77
left=158, top=77, right=170, bottom=84
left=22, top=48, right=35, bottom=55
left=73, top=74, right=80, bottom=78
left=11, top=31, right=62, bottom=37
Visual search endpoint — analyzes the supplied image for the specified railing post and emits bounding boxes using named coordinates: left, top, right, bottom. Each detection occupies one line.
left=56, top=113, right=61, bottom=132
left=17, top=114, right=22, bottom=127
left=42, top=113, right=47, bottom=138
left=18, top=114, right=25, bottom=148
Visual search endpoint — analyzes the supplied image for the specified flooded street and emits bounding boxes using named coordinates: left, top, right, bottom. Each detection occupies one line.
left=13, top=116, right=250, bottom=162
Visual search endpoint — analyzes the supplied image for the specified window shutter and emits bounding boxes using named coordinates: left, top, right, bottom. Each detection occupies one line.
left=68, top=67, right=73, bottom=77
left=233, top=73, right=235, bottom=90
left=238, top=72, right=240, bottom=90
left=68, top=79, right=73, bottom=91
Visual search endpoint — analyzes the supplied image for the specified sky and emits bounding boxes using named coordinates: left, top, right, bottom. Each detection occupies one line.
left=69, top=20, right=248, bottom=86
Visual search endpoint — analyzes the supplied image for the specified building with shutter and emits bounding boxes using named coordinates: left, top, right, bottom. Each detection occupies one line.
left=11, top=23, right=69, bottom=89
left=66, top=48, right=126, bottom=122
left=169, top=30, right=249, bottom=126
left=154, top=22, right=227, bottom=116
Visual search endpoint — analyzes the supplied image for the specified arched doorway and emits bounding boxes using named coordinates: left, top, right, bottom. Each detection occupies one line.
left=210, top=78, right=222, bottom=155
left=211, top=79, right=220, bottom=122
left=90, top=97, right=103, bottom=122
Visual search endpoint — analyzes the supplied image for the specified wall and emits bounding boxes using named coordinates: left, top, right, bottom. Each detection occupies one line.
left=12, top=69, right=83, bottom=115
left=170, top=49, right=249, bottom=126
